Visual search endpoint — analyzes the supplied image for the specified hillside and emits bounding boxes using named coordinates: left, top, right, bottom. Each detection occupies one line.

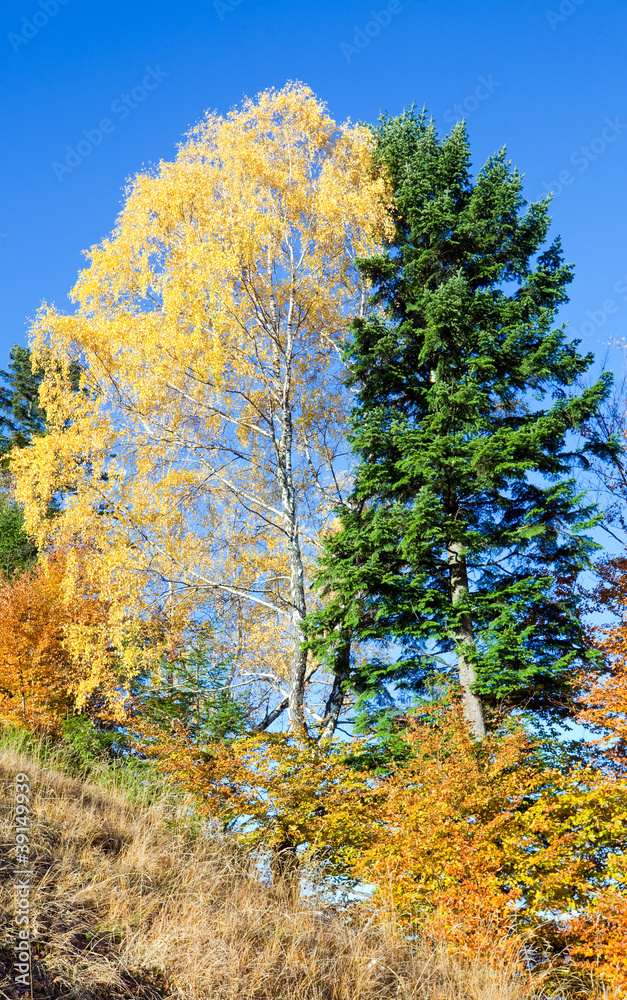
left=0, top=733, right=551, bottom=1000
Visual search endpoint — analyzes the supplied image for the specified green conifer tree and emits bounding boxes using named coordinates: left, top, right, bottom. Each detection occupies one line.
left=308, top=111, right=613, bottom=736
left=0, top=345, right=46, bottom=462
left=0, top=496, right=36, bottom=578
left=0, top=346, right=45, bottom=576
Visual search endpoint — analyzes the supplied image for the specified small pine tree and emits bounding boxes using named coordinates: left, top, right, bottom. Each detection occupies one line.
left=308, top=110, right=613, bottom=735
left=131, top=639, right=250, bottom=743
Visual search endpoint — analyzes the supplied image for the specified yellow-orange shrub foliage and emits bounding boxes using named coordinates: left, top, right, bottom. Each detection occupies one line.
left=135, top=722, right=378, bottom=871
left=0, top=551, right=114, bottom=733
left=351, top=701, right=627, bottom=987
left=136, top=691, right=627, bottom=995
left=565, top=554, right=627, bottom=996
left=351, top=706, right=535, bottom=958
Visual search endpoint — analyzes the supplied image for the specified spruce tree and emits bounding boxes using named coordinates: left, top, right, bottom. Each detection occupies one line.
left=0, top=497, right=36, bottom=578
left=0, top=346, right=45, bottom=576
left=309, top=111, right=612, bottom=736
left=0, top=345, right=46, bottom=462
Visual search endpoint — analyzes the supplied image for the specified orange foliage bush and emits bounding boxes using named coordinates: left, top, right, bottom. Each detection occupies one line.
left=350, top=701, right=627, bottom=998
left=137, top=696, right=627, bottom=995
left=135, top=722, right=379, bottom=875
left=0, top=551, right=114, bottom=733
left=351, top=706, right=534, bottom=957
left=562, top=554, right=627, bottom=996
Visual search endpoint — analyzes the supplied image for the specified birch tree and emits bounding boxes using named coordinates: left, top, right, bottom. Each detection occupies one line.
left=13, top=83, right=388, bottom=736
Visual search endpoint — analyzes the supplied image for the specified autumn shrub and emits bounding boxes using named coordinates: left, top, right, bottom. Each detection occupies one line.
left=132, top=721, right=380, bottom=883
left=561, top=555, right=627, bottom=996
left=347, top=701, right=627, bottom=998
left=0, top=551, right=117, bottom=734
left=352, top=707, right=531, bottom=940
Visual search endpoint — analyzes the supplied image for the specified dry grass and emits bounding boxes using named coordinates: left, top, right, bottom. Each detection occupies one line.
left=0, top=737, right=566, bottom=999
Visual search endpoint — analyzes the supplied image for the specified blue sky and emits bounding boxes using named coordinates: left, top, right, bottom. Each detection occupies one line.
left=1, top=0, right=626, bottom=383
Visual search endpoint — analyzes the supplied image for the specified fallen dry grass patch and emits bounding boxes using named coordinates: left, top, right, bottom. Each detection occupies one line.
left=0, top=739, right=563, bottom=999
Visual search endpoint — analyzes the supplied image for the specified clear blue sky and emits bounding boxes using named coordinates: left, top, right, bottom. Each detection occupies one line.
left=1, top=0, right=626, bottom=381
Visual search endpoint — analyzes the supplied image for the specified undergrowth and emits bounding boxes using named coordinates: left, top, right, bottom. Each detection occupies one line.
left=0, top=727, right=591, bottom=999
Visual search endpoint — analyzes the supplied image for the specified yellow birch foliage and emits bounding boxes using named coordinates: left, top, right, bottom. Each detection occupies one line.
left=13, top=82, right=389, bottom=727
left=0, top=551, right=115, bottom=733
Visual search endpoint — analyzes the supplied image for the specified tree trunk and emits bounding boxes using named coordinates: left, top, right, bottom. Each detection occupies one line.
left=286, top=545, right=308, bottom=736
left=270, top=834, right=299, bottom=893
left=446, top=539, right=486, bottom=738
left=165, top=580, right=174, bottom=687
left=276, top=376, right=309, bottom=736
left=320, top=630, right=350, bottom=740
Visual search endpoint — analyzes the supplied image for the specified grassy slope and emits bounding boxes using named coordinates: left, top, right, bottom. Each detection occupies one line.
left=0, top=732, right=555, bottom=1000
